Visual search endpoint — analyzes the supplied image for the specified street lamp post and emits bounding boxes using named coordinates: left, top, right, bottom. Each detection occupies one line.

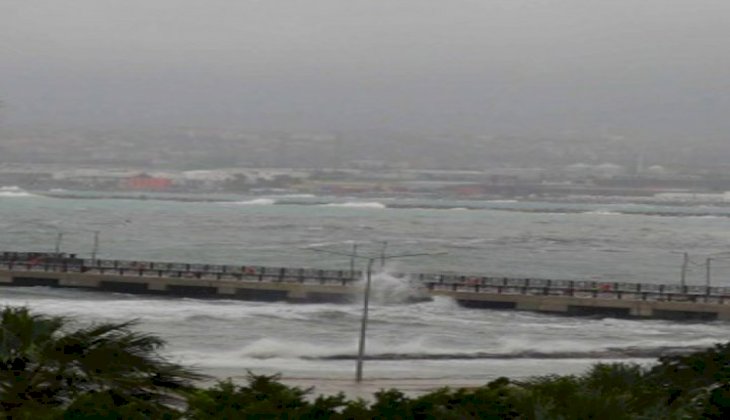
left=54, top=231, right=63, bottom=255
left=91, top=230, right=100, bottom=263
left=350, top=242, right=358, bottom=281
left=703, top=252, right=730, bottom=289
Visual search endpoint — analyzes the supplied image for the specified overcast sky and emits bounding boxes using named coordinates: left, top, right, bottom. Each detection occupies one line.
left=1, top=0, right=729, bottom=140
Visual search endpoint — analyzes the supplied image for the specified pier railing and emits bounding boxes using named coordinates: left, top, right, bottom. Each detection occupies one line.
left=0, top=253, right=359, bottom=285
left=422, top=276, right=730, bottom=304
left=2, top=252, right=730, bottom=304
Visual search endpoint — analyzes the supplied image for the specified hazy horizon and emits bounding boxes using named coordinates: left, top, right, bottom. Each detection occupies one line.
left=2, top=0, right=729, bottom=144
left=0, top=0, right=730, bottom=156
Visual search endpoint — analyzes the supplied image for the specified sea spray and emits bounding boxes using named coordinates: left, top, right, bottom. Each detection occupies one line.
left=354, top=268, right=431, bottom=305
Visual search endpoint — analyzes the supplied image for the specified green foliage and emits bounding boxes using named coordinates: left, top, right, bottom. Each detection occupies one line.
left=647, top=342, right=730, bottom=417
left=62, top=390, right=180, bottom=419
left=187, top=376, right=522, bottom=419
left=186, top=373, right=352, bottom=419
left=0, top=306, right=200, bottom=418
left=405, top=379, right=522, bottom=419
left=5, top=306, right=730, bottom=418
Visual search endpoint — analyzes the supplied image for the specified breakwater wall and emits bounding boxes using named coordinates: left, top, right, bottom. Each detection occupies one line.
left=2, top=252, right=730, bottom=321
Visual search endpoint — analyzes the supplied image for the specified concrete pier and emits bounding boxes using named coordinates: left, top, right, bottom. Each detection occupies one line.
left=0, top=268, right=357, bottom=303
left=2, top=252, right=730, bottom=320
left=429, top=289, right=730, bottom=321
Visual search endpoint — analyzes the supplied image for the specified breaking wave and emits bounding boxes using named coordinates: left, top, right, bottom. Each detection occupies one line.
left=581, top=210, right=624, bottom=216
left=308, top=346, right=707, bottom=361
left=322, top=202, right=387, bottom=209
left=232, top=198, right=277, bottom=205
left=215, top=337, right=713, bottom=363
left=268, top=194, right=316, bottom=198
left=0, top=186, right=37, bottom=198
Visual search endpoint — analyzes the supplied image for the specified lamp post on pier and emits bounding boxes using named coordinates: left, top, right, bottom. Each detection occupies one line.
left=91, top=230, right=100, bottom=263
left=350, top=242, right=358, bottom=281
left=54, top=231, right=63, bottom=255
left=704, top=252, right=730, bottom=290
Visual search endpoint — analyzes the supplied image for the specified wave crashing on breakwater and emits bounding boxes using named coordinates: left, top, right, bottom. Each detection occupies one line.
left=358, top=270, right=432, bottom=304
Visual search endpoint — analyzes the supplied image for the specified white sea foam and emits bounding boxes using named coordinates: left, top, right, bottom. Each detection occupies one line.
left=185, top=336, right=466, bottom=364
left=1, top=186, right=23, bottom=192
left=0, top=186, right=36, bottom=197
left=232, top=198, right=277, bottom=205
left=322, top=202, right=387, bottom=209
left=303, top=240, right=357, bottom=248
left=582, top=210, right=623, bottom=216
left=180, top=332, right=702, bottom=367
left=353, top=270, right=431, bottom=304
left=268, top=194, right=316, bottom=198
left=239, top=338, right=351, bottom=359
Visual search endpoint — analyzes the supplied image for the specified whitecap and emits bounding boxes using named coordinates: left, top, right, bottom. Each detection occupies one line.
left=0, top=186, right=23, bottom=192
left=582, top=210, right=623, bottom=216
left=268, top=194, right=316, bottom=199
left=321, top=202, right=386, bottom=209
left=0, top=186, right=36, bottom=198
left=232, top=198, right=277, bottom=205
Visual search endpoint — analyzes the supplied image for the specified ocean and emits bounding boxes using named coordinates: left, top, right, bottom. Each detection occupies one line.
left=1, top=186, right=729, bottom=396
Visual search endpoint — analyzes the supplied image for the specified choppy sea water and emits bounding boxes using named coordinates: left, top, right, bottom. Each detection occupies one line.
left=1, top=188, right=729, bottom=396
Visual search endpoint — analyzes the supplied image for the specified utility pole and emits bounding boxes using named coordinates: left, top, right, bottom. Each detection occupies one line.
left=355, top=257, right=376, bottom=382
left=706, top=258, right=712, bottom=288
left=306, top=244, right=445, bottom=383
left=681, top=252, right=689, bottom=287
left=355, top=251, right=443, bottom=382
left=54, top=232, right=63, bottom=255
left=350, top=243, right=358, bottom=281
left=91, top=230, right=100, bottom=262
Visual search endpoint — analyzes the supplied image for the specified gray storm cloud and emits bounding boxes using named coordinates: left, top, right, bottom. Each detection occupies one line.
left=1, top=0, right=729, bottom=139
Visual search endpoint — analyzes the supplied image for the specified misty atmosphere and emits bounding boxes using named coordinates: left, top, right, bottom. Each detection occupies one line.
left=2, top=1, right=730, bottom=176
left=4, top=1, right=730, bottom=415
